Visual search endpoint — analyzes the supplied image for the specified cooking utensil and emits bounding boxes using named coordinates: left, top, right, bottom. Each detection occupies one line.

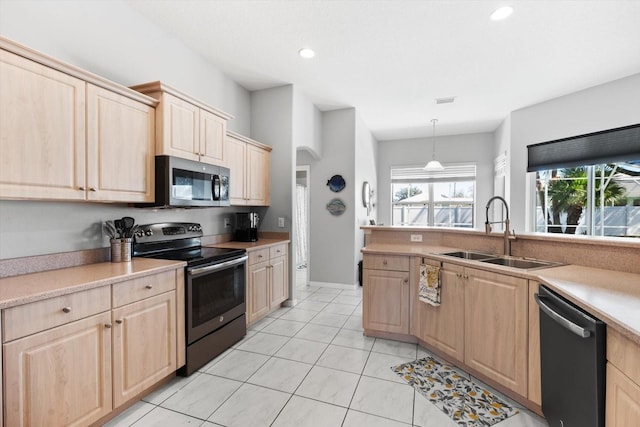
left=114, top=219, right=124, bottom=239
left=103, top=221, right=117, bottom=239
left=122, top=216, right=135, bottom=238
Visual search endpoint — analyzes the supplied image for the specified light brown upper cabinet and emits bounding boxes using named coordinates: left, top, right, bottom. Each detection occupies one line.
left=129, top=81, right=233, bottom=165
left=0, top=37, right=157, bottom=203
left=225, top=131, right=271, bottom=206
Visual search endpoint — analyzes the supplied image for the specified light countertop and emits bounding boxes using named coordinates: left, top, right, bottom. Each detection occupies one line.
left=0, top=258, right=186, bottom=309
left=362, top=242, right=640, bottom=346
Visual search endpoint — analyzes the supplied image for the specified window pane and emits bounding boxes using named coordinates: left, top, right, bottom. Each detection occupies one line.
left=390, top=165, right=476, bottom=228
left=534, top=161, right=640, bottom=237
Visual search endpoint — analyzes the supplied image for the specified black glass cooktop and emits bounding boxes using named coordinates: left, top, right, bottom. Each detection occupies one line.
left=138, top=246, right=245, bottom=267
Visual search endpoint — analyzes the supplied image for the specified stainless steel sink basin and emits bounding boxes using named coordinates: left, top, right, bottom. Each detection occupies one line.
left=440, top=250, right=496, bottom=260
left=480, top=257, right=559, bottom=270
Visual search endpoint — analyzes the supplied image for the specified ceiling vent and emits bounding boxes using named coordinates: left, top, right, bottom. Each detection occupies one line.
left=436, top=97, right=456, bottom=104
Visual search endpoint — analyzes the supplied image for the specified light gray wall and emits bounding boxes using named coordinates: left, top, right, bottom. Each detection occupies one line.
left=0, top=0, right=252, bottom=259
left=509, top=72, right=640, bottom=232
left=377, top=133, right=495, bottom=228
left=354, top=113, right=378, bottom=265
left=308, top=109, right=358, bottom=285
left=293, top=90, right=323, bottom=158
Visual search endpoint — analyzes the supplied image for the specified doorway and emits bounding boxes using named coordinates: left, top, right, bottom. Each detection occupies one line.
left=296, top=166, right=310, bottom=287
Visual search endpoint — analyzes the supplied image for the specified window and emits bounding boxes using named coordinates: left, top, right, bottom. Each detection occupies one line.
left=391, top=164, right=476, bottom=227
left=534, top=162, right=640, bottom=237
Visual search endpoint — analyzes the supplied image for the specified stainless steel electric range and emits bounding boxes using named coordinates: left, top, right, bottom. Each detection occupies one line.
left=133, top=222, right=247, bottom=376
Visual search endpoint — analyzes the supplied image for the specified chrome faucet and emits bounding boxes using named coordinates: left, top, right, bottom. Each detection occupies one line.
left=485, top=196, right=515, bottom=256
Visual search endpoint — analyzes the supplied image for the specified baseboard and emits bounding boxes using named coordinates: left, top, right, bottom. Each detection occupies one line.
left=308, top=280, right=358, bottom=290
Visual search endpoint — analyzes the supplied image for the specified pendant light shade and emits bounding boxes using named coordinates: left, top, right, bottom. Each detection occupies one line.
left=424, top=119, right=444, bottom=171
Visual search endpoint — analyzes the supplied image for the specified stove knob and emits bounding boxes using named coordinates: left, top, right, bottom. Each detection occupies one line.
left=135, top=230, right=144, bottom=238
left=145, top=230, right=153, bottom=236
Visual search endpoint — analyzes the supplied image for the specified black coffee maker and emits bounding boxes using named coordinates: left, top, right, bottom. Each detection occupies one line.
left=235, top=212, right=259, bottom=242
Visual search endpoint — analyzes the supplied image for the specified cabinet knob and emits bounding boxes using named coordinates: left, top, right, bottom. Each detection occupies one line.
left=383, top=260, right=388, bottom=265
left=115, top=319, right=123, bottom=324
left=404, top=278, right=409, bottom=283
left=62, top=307, right=71, bottom=314
left=105, top=323, right=112, bottom=328
left=78, top=187, right=86, bottom=191
left=145, top=284, right=153, bottom=289
left=89, top=187, right=97, bottom=192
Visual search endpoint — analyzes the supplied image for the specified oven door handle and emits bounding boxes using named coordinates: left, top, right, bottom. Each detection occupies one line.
left=187, top=255, right=248, bottom=276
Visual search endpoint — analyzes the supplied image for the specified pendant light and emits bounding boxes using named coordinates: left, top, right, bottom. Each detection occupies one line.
left=424, top=118, right=445, bottom=171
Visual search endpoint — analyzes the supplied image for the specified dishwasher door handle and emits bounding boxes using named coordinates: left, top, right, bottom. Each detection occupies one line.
left=535, top=294, right=591, bottom=338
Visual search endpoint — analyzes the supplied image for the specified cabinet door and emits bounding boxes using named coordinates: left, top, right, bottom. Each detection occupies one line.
left=199, top=109, right=225, bottom=164
left=112, top=291, right=176, bottom=408
left=247, top=144, right=270, bottom=205
left=0, top=49, right=86, bottom=201
left=607, top=363, right=640, bottom=427
left=248, top=260, right=270, bottom=323
left=269, top=255, right=288, bottom=308
left=158, top=92, right=199, bottom=160
left=464, top=269, right=528, bottom=396
left=3, top=312, right=112, bottom=427
left=363, top=269, right=410, bottom=334
left=86, top=84, right=155, bottom=202
left=418, top=262, right=465, bottom=362
left=225, top=134, right=247, bottom=205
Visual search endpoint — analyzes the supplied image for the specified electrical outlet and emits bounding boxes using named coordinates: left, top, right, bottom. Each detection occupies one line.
left=410, top=234, right=423, bottom=242
left=278, top=217, right=285, bottom=228
left=224, top=218, right=230, bottom=228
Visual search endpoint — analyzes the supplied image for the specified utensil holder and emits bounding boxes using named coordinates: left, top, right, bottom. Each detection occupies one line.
left=111, top=238, right=132, bottom=262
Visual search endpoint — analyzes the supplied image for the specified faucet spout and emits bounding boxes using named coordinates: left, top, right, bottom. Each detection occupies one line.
left=485, top=196, right=514, bottom=256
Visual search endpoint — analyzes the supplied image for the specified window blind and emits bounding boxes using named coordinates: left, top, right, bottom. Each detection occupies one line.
left=527, top=123, right=640, bottom=172
left=391, top=163, right=476, bottom=181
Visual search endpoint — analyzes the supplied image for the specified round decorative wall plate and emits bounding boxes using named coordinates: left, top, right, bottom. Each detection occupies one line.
left=326, top=198, right=346, bottom=216
left=327, top=175, right=346, bottom=192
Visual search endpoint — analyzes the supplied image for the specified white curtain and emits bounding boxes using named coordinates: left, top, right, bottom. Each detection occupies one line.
left=296, top=184, right=308, bottom=268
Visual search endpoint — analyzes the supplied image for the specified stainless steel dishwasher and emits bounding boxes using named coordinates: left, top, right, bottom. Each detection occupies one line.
left=535, top=285, right=606, bottom=427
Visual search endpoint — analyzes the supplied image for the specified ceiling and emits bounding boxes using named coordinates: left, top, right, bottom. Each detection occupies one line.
left=128, top=0, right=640, bottom=141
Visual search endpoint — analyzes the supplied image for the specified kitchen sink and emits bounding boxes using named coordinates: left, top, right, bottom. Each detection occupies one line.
left=480, top=256, right=560, bottom=270
left=440, top=250, right=497, bottom=260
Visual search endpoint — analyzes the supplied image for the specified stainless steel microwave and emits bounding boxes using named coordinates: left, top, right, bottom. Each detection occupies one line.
left=144, top=155, right=230, bottom=208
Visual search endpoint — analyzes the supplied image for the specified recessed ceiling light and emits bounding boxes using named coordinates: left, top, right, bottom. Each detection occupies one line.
left=490, top=6, right=514, bottom=21
left=298, top=48, right=315, bottom=59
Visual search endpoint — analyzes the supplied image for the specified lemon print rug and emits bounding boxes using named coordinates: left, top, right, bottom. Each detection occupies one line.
left=392, top=356, right=518, bottom=426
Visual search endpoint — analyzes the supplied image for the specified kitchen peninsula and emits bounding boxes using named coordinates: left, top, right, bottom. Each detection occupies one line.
left=361, top=225, right=640, bottom=423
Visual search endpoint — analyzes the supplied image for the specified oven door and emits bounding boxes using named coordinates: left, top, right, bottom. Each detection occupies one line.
left=186, top=255, right=247, bottom=344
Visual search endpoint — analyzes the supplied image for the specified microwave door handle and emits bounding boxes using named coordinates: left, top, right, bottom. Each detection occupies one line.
left=213, top=174, right=221, bottom=201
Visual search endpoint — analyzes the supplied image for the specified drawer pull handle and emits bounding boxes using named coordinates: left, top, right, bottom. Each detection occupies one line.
left=258, top=255, right=263, bottom=258
left=383, top=260, right=388, bottom=265
left=115, top=319, right=123, bottom=324
left=62, top=307, right=71, bottom=314
left=145, top=284, right=153, bottom=289
left=105, top=323, right=112, bottom=329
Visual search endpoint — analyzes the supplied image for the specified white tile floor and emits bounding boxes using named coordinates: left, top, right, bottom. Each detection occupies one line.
left=105, top=274, right=549, bottom=427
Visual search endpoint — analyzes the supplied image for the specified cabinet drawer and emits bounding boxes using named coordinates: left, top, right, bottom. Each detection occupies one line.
left=608, top=328, right=640, bottom=386
left=249, top=248, right=270, bottom=265
left=112, top=270, right=176, bottom=308
left=269, top=243, right=287, bottom=259
left=2, top=286, right=111, bottom=342
left=363, top=254, right=409, bottom=271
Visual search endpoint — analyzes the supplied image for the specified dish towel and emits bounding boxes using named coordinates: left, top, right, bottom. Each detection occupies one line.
left=419, top=264, right=441, bottom=306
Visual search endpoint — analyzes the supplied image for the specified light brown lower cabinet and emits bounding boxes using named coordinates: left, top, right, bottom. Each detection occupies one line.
left=247, top=244, right=289, bottom=325
left=3, top=312, right=113, bottom=427
left=606, top=328, right=640, bottom=427
left=363, top=254, right=411, bottom=334
left=112, top=291, right=176, bottom=408
left=464, top=267, right=528, bottom=396
left=2, top=269, right=182, bottom=427
left=416, top=260, right=465, bottom=363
